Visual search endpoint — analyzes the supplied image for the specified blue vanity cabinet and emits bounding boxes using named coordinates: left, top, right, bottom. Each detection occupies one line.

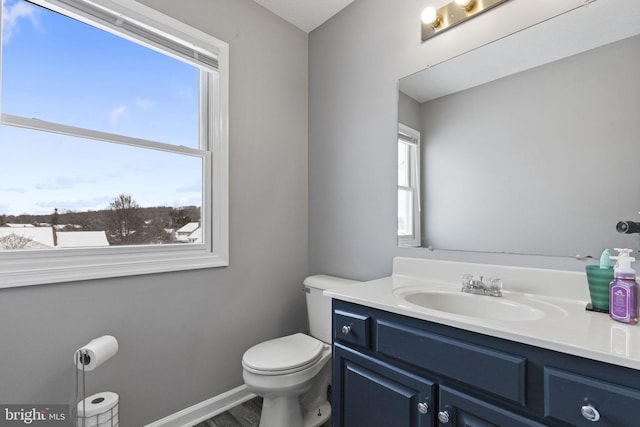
left=334, top=343, right=435, bottom=427
left=331, top=299, right=640, bottom=427
left=437, top=385, right=545, bottom=427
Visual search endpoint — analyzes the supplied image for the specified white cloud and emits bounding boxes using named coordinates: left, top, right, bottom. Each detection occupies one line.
left=109, top=97, right=153, bottom=128
left=176, top=86, right=195, bottom=101
left=176, top=181, right=201, bottom=192
left=122, top=163, right=152, bottom=173
left=2, top=0, right=40, bottom=45
left=37, top=196, right=113, bottom=211
left=35, top=175, right=97, bottom=190
left=135, top=97, right=154, bottom=110
left=36, top=178, right=73, bottom=190
left=109, top=105, right=129, bottom=128
left=172, top=196, right=201, bottom=207
left=0, top=187, right=26, bottom=193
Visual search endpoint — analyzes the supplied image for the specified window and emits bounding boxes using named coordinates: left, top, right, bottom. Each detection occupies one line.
left=398, top=124, right=421, bottom=247
left=0, top=0, right=229, bottom=287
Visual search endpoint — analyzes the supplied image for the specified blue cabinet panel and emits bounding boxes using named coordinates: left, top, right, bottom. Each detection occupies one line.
left=439, top=385, right=545, bottom=427
left=544, top=367, right=640, bottom=426
left=334, top=343, right=435, bottom=427
left=376, top=319, right=526, bottom=405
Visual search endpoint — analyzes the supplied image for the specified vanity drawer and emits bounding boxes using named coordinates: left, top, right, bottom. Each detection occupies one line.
left=376, top=320, right=526, bottom=405
left=544, top=367, right=640, bottom=427
left=334, top=310, right=371, bottom=349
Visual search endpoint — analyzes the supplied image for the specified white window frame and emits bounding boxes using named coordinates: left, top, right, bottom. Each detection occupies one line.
left=398, top=123, right=421, bottom=248
left=0, top=0, right=229, bottom=288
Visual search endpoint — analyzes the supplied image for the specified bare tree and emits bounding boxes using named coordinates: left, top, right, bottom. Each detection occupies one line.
left=0, top=233, right=34, bottom=250
left=106, top=194, right=143, bottom=245
left=142, top=211, right=176, bottom=244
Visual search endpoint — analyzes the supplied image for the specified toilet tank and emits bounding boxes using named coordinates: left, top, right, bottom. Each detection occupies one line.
left=304, top=275, right=361, bottom=344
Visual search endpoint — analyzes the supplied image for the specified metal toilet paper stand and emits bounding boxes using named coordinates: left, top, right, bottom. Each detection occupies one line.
left=73, top=345, right=119, bottom=427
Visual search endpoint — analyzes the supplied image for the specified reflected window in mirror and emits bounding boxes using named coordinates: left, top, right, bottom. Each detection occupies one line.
left=397, top=124, right=421, bottom=247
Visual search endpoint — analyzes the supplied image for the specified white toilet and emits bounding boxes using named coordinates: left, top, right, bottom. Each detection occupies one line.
left=242, top=275, right=359, bottom=427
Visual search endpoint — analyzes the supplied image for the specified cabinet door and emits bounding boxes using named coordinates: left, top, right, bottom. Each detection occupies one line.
left=438, top=385, right=545, bottom=427
left=544, top=367, right=640, bottom=427
left=333, top=343, right=435, bottom=427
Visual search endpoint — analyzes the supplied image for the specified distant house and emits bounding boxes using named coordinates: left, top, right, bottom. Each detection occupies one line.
left=56, top=224, right=83, bottom=231
left=0, top=227, right=110, bottom=250
left=175, top=222, right=200, bottom=243
left=187, top=227, right=202, bottom=244
left=0, top=227, right=54, bottom=249
left=57, top=231, right=109, bottom=248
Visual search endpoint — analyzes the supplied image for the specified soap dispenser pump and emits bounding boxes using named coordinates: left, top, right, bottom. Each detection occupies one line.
left=609, top=248, right=639, bottom=324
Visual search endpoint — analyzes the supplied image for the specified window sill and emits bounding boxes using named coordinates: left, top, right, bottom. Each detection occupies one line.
left=0, top=245, right=228, bottom=288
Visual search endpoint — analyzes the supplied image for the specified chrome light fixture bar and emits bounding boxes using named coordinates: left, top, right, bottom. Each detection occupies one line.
left=422, top=0, right=511, bottom=42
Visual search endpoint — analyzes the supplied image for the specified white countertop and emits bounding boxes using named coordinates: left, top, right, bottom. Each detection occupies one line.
left=323, top=257, right=640, bottom=371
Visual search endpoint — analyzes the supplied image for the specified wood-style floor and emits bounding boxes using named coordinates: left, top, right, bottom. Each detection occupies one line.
left=193, top=397, right=262, bottom=427
left=192, top=396, right=331, bottom=427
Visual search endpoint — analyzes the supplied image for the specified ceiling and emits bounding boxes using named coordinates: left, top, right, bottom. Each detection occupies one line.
left=251, top=0, right=354, bottom=33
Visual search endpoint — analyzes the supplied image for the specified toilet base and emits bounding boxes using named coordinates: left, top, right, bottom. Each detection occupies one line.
left=258, top=398, right=330, bottom=427
left=258, top=395, right=302, bottom=427
left=303, top=400, right=331, bottom=427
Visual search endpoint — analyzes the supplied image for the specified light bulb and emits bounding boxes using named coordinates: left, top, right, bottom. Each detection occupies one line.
left=455, top=0, right=475, bottom=10
left=421, top=7, right=438, bottom=25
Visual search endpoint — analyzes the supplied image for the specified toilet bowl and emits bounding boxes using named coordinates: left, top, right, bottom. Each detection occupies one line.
left=242, top=333, right=332, bottom=427
left=241, top=275, right=360, bottom=427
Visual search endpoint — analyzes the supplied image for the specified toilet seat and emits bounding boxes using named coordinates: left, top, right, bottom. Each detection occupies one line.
left=242, top=333, right=325, bottom=375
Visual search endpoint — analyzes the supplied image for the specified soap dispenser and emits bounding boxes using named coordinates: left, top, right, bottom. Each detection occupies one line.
left=609, top=248, right=639, bottom=324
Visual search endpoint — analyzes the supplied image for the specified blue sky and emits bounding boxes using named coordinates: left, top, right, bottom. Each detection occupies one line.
left=1, top=0, right=205, bottom=216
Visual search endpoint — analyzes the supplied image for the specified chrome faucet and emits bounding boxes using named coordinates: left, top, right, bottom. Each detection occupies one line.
left=461, top=274, right=503, bottom=297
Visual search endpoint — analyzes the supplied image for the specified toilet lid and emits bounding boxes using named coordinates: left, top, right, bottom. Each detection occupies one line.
left=242, top=333, right=324, bottom=373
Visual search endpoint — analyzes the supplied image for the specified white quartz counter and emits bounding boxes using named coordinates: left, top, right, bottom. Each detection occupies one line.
left=323, top=257, right=640, bottom=371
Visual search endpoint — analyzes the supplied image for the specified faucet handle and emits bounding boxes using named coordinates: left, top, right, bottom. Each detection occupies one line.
left=487, top=278, right=503, bottom=296
left=488, top=278, right=503, bottom=290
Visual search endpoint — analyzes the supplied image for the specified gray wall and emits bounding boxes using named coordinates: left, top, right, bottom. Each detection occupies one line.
left=0, top=1, right=308, bottom=425
left=308, top=0, right=593, bottom=281
left=398, top=91, right=420, bottom=132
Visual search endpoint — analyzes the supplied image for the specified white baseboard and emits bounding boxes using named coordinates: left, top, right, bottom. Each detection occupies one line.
left=144, top=385, right=256, bottom=427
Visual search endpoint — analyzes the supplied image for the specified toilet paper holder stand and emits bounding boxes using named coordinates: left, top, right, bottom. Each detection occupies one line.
left=73, top=348, right=119, bottom=427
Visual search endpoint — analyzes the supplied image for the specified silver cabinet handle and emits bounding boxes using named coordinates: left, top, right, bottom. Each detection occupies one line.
left=341, top=325, right=351, bottom=335
left=581, top=404, right=601, bottom=422
left=438, top=410, right=450, bottom=424
left=417, top=402, right=429, bottom=415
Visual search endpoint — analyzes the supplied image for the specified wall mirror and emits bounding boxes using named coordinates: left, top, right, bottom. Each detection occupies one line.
left=398, top=0, right=640, bottom=258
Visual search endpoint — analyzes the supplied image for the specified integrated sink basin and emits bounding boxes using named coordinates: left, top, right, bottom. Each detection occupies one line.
left=394, top=288, right=567, bottom=322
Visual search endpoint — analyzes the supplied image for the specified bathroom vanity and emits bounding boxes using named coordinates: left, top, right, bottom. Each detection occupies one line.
left=326, top=258, right=640, bottom=427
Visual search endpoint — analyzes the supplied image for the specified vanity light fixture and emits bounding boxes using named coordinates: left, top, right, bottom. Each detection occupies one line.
left=455, top=0, right=476, bottom=11
left=421, top=7, right=442, bottom=28
left=422, top=0, right=511, bottom=42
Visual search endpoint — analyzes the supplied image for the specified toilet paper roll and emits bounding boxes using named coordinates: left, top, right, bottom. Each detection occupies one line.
left=74, top=335, right=118, bottom=371
left=76, top=392, right=118, bottom=427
